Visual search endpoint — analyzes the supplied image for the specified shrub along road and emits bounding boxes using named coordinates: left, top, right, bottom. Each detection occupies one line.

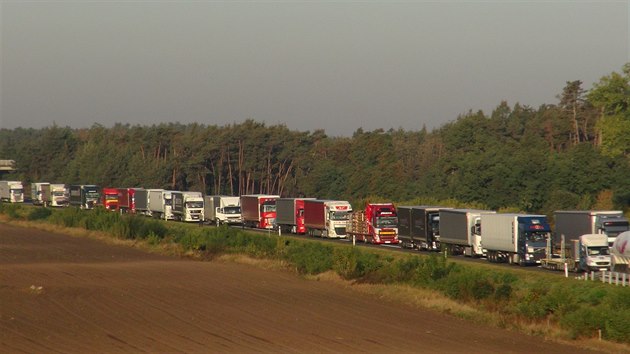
left=0, top=223, right=598, bottom=353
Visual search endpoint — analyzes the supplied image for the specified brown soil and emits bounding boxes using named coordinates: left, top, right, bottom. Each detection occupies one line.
left=0, top=223, right=598, bottom=353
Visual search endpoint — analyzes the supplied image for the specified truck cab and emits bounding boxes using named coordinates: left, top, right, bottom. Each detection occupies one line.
left=515, top=217, right=549, bottom=265
left=102, top=188, right=119, bottom=210
left=596, top=215, right=629, bottom=247
left=351, top=203, right=399, bottom=244
left=326, top=201, right=352, bottom=238
left=50, top=184, right=68, bottom=207
left=206, top=196, right=242, bottom=225
left=259, top=199, right=277, bottom=229
left=173, top=192, right=204, bottom=222
left=0, top=181, right=24, bottom=203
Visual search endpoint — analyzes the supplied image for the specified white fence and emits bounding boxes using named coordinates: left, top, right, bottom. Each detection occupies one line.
left=577, top=270, right=629, bottom=287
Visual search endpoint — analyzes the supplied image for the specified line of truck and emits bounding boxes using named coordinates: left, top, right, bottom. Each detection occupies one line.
left=4, top=179, right=629, bottom=273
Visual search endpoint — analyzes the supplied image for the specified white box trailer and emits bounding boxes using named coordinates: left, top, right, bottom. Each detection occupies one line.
left=611, top=231, right=630, bottom=273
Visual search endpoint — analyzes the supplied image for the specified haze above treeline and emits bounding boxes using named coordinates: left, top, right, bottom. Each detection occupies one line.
left=2, top=2, right=628, bottom=135
left=1, top=64, right=629, bottom=215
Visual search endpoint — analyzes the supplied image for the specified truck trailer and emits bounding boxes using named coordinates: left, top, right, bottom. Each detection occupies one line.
left=31, top=182, right=51, bottom=206
left=276, top=198, right=315, bottom=234
left=204, top=196, right=242, bottom=225
left=117, top=188, right=143, bottom=213
left=555, top=210, right=629, bottom=247
left=69, top=185, right=100, bottom=209
left=397, top=206, right=449, bottom=251
left=0, top=181, right=24, bottom=203
left=348, top=203, right=399, bottom=244
left=241, top=194, right=279, bottom=229
left=148, top=189, right=176, bottom=220
left=303, top=199, right=352, bottom=238
left=172, top=191, right=204, bottom=222
left=134, top=189, right=149, bottom=216
left=610, top=231, right=630, bottom=273
left=481, top=213, right=550, bottom=265
left=439, top=209, right=496, bottom=257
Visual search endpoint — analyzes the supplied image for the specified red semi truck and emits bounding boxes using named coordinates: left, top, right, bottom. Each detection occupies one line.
left=240, top=194, right=280, bottom=229
left=101, top=187, right=119, bottom=210
left=349, top=203, right=399, bottom=244
left=303, top=199, right=352, bottom=238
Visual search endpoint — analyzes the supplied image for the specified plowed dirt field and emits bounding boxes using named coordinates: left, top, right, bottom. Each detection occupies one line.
left=1, top=223, right=597, bottom=353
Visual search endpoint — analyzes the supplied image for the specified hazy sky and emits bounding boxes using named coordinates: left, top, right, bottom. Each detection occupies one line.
left=1, top=1, right=628, bottom=136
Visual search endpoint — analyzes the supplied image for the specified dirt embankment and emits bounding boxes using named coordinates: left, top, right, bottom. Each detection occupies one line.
left=1, top=223, right=600, bottom=353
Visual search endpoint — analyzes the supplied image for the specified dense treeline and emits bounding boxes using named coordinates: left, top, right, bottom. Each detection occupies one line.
left=2, top=64, right=630, bottom=214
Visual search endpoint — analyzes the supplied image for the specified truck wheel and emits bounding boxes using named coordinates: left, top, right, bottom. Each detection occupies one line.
left=513, top=254, right=520, bottom=266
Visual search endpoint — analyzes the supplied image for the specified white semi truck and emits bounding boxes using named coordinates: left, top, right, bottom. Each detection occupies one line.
left=49, top=184, right=68, bottom=207
left=303, top=199, right=352, bottom=238
left=0, top=181, right=25, bottom=203
left=204, top=195, right=242, bottom=225
left=172, top=191, right=204, bottom=222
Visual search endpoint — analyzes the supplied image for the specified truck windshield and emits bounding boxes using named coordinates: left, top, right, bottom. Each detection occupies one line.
left=376, top=217, right=398, bottom=227
left=53, top=191, right=65, bottom=197
left=262, top=205, right=276, bottom=213
left=86, top=192, right=99, bottom=199
left=331, top=211, right=349, bottom=221
left=164, top=199, right=172, bottom=206
left=10, top=189, right=23, bottom=195
left=105, top=195, right=118, bottom=200
left=224, top=206, right=241, bottom=214
left=587, top=247, right=610, bottom=256
left=429, top=214, right=440, bottom=235
left=525, top=231, right=548, bottom=242
left=186, top=201, right=204, bottom=209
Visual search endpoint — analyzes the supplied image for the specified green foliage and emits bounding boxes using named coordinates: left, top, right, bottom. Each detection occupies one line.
left=604, top=309, right=630, bottom=342
left=442, top=269, right=495, bottom=301
left=0, top=203, right=24, bottom=220
left=285, top=241, right=334, bottom=275
left=27, top=207, right=52, bottom=221
left=561, top=306, right=608, bottom=339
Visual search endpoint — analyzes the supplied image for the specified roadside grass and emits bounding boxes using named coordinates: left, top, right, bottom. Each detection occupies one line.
left=1, top=203, right=629, bottom=351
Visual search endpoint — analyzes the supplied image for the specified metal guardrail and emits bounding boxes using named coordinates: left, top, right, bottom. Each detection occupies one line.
left=577, top=270, right=629, bottom=287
